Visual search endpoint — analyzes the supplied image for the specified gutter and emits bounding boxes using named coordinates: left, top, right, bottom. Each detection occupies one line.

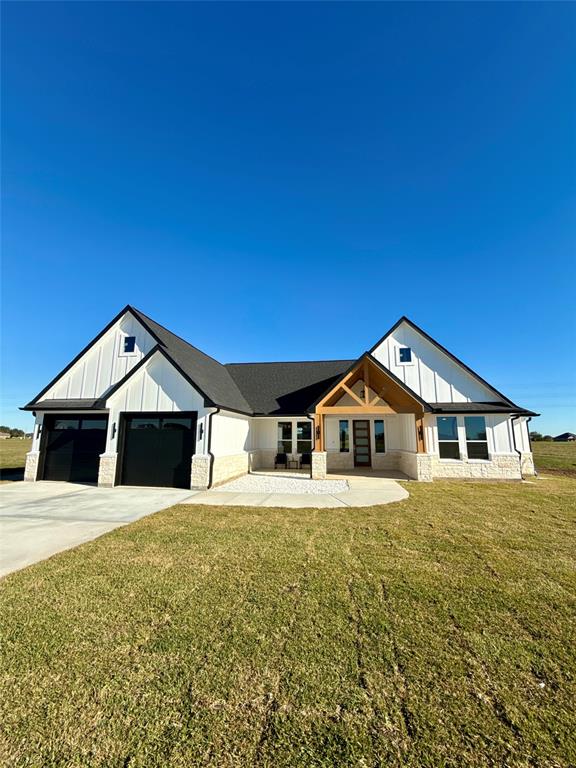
left=207, top=407, right=220, bottom=489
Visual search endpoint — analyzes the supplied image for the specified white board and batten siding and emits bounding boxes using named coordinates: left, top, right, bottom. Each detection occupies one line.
left=210, top=411, right=253, bottom=457
left=42, top=312, right=157, bottom=401
left=372, top=322, right=496, bottom=403
left=104, top=351, right=211, bottom=455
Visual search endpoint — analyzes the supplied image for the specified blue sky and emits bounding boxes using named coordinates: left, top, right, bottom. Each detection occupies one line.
left=2, top=2, right=575, bottom=434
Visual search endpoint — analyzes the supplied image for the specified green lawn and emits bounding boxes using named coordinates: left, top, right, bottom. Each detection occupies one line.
left=1, top=478, right=575, bottom=767
left=0, top=438, right=31, bottom=481
left=532, top=441, right=576, bottom=474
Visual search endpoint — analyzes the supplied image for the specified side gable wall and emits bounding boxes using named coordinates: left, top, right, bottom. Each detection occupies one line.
left=41, top=312, right=157, bottom=401
left=371, top=322, right=497, bottom=403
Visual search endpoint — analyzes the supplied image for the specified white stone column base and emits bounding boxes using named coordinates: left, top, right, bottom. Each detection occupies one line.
left=191, top=454, right=211, bottom=490
left=98, top=454, right=118, bottom=487
left=520, top=452, right=536, bottom=477
left=24, top=451, right=40, bottom=482
left=311, top=451, right=327, bottom=480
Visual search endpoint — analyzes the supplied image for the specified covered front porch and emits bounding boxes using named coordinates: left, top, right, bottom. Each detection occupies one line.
left=310, top=354, right=430, bottom=481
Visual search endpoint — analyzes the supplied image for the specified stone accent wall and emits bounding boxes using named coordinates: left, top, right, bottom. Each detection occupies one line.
left=520, top=452, right=536, bottom=477
left=191, top=454, right=211, bottom=490
left=97, top=454, right=118, bottom=487
left=373, top=452, right=402, bottom=471
left=326, top=451, right=354, bottom=471
left=397, top=452, right=433, bottom=482
left=431, top=454, right=521, bottom=480
left=311, top=451, right=327, bottom=480
left=24, top=451, right=40, bottom=482
left=211, top=453, right=249, bottom=487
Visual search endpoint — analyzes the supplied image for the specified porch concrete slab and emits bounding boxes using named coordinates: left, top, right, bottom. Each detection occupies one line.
left=183, top=477, right=408, bottom=508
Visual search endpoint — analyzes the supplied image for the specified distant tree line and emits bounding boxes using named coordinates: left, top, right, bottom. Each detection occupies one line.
left=530, top=432, right=554, bottom=442
left=0, top=426, right=26, bottom=437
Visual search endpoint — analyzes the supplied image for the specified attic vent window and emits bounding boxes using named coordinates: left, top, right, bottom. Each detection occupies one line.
left=123, top=336, right=136, bottom=354
left=396, top=346, right=413, bottom=365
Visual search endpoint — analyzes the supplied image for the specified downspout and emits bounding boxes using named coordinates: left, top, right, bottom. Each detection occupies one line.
left=306, top=413, right=315, bottom=479
left=511, top=415, right=524, bottom=480
left=207, top=407, right=220, bottom=489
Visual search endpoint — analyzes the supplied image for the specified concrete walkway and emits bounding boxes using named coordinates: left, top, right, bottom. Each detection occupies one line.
left=0, top=482, right=195, bottom=578
left=186, top=471, right=409, bottom=508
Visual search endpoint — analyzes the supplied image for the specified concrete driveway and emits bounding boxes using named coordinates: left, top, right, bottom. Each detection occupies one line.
left=0, top=482, right=196, bottom=578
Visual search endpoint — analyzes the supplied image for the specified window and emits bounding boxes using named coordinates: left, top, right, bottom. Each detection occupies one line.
left=374, top=420, right=385, bottom=453
left=122, top=336, right=136, bottom=354
left=53, top=419, right=80, bottom=430
left=339, top=420, right=349, bottom=452
left=277, top=422, right=292, bottom=454
left=80, top=418, right=107, bottom=430
left=396, top=346, right=413, bottom=365
left=437, top=416, right=460, bottom=459
left=465, top=416, right=489, bottom=460
left=296, top=421, right=312, bottom=455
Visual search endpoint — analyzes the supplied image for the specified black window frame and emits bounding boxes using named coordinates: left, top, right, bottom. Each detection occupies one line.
left=464, top=416, right=489, bottom=460
left=374, top=420, right=386, bottom=453
left=122, top=336, right=136, bottom=354
left=339, top=420, right=349, bottom=452
left=437, top=416, right=460, bottom=460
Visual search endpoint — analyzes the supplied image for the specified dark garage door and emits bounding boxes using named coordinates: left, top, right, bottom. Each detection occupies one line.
left=120, top=413, right=197, bottom=489
left=42, top=415, right=108, bottom=483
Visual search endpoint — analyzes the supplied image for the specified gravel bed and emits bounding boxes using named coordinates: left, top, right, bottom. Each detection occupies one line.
left=218, top=473, right=349, bottom=495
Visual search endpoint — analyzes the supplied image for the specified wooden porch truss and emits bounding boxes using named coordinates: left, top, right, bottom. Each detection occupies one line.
left=312, top=355, right=427, bottom=453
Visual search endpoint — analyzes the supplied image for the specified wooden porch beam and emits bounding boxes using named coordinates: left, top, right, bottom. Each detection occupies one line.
left=316, top=405, right=396, bottom=414
left=340, top=383, right=365, bottom=407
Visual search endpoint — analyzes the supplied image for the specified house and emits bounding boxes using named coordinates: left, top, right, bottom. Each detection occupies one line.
left=0, top=432, right=10, bottom=440
left=554, top=432, right=576, bottom=442
left=22, top=306, right=537, bottom=488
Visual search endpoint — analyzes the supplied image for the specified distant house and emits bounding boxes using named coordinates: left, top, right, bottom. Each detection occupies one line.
left=21, top=305, right=538, bottom=487
left=554, top=432, right=576, bottom=442
left=0, top=433, right=10, bottom=440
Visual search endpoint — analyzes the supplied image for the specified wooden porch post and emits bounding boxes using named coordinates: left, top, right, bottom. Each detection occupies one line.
left=415, top=415, right=426, bottom=453
left=314, top=414, right=324, bottom=452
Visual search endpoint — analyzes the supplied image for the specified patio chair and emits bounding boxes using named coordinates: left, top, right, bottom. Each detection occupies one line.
left=274, top=453, right=288, bottom=469
left=300, top=453, right=311, bottom=469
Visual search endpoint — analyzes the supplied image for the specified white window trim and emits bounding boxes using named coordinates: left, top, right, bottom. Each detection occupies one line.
left=118, top=333, right=139, bottom=358
left=436, top=415, right=494, bottom=462
left=437, top=416, right=461, bottom=461
left=395, top=345, right=415, bottom=366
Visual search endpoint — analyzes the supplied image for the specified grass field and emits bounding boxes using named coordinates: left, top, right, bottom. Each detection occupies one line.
left=0, top=438, right=31, bottom=470
left=1, top=477, right=575, bottom=767
left=532, top=441, right=576, bottom=474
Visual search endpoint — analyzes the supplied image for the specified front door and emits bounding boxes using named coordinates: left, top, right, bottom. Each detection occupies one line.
left=353, top=420, right=371, bottom=468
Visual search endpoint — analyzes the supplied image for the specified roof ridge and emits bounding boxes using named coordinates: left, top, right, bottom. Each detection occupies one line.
left=225, top=359, right=355, bottom=366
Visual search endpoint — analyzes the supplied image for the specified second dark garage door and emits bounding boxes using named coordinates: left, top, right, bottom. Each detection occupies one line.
left=119, top=413, right=197, bottom=489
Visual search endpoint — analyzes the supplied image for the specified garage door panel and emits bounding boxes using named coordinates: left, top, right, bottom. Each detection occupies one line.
left=42, top=416, right=108, bottom=483
left=120, top=413, right=196, bottom=489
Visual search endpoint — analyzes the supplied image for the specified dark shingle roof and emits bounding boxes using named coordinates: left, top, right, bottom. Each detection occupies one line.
left=226, top=360, right=355, bottom=415
left=430, top=402, right=538, bottom=416
left=131, top=308, right=253, bottom=414
left=29, top=399, right=106, bottom=410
